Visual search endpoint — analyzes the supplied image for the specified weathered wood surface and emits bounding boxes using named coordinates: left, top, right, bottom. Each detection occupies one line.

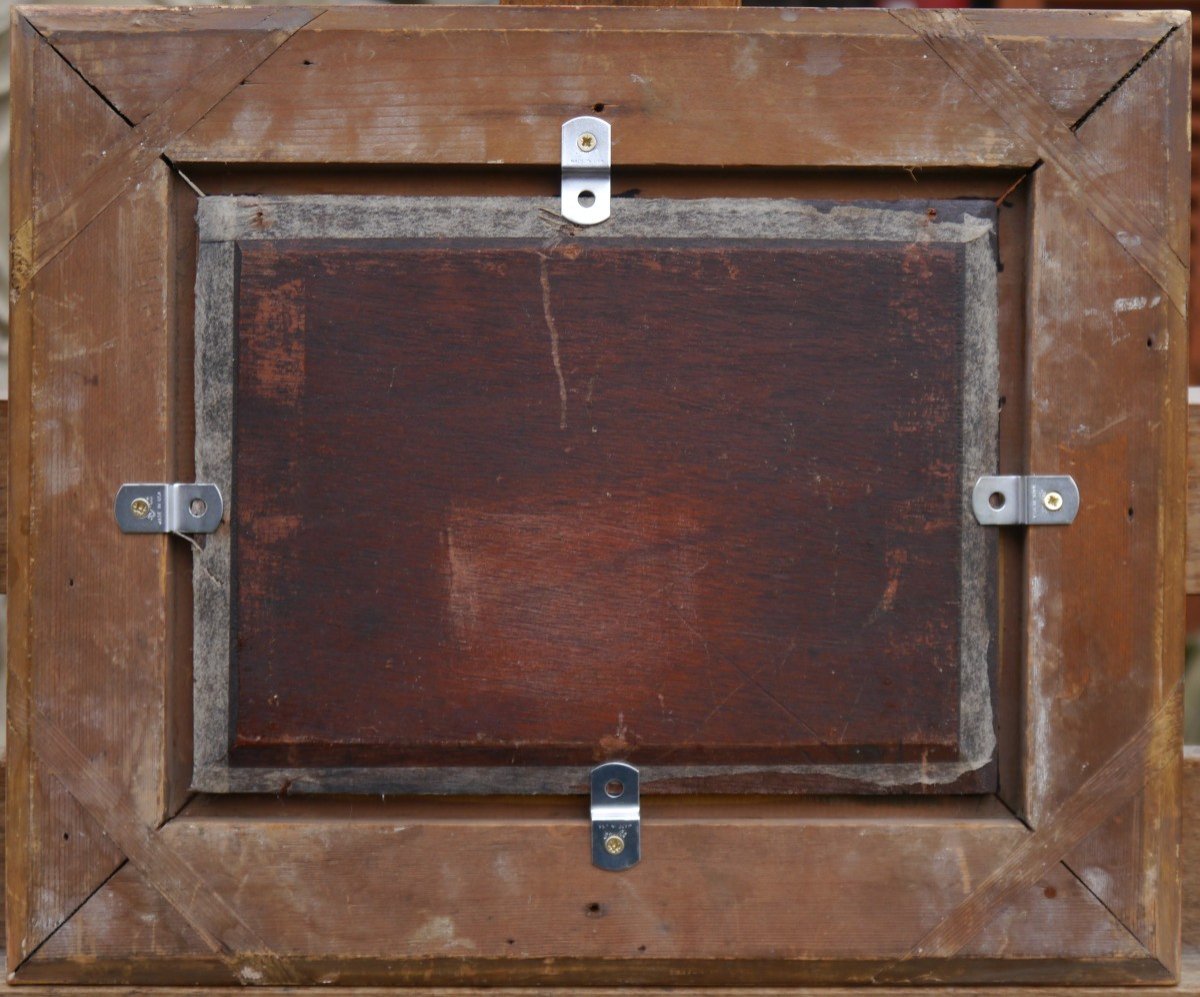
left=502, top=0, right=740, bottom=6
left=1023, top=15, right=1188, bottom=971
left=217, top=201, right=996, bottom=788
left=23, top=7, right=1177, bottom=170
left=1187, top=390, right=1200, bottom=593
left=8, top=11, right=180, bottom=969
left=3, top=955, right=1200, bottom=995
left=0, top=399, right=8, bottom=597
left=0, top=743, right=1177, bottom=991
left=7, top=5, right=1187, bottom=987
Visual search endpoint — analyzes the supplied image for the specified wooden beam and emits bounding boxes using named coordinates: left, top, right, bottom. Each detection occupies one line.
left=1188, top=388, right=1200, bottom=594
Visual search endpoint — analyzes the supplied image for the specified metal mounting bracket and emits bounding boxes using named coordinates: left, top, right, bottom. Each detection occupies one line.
left=561, top=115, right=611, bottom=226
left=590, top=761, right=640, bottom=871
left=972, top=475, right=1079, bottom=526
left=115, top=483, right=224, bottom=535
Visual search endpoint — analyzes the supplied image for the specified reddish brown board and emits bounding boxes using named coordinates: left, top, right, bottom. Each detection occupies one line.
left=192, top=195, right=999, bottom=795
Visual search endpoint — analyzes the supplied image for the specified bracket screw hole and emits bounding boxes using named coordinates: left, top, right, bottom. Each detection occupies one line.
left=130, top=497, right=151, bottom=519
left=604, top=835, right=625, bottom=855
left=189, top=497, right=208, bottom=517
left=604, top=778, right=624, bottom=798
left=577, top=132, right=597, bottom=153
left=1043, top=491, right=1063, bottom=512
left=578, top=190, right=596, bottom=208
left=988, top=492, right=1006, bottom=510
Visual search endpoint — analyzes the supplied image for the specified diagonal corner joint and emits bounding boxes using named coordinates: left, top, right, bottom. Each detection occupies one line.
left=13, top=7, right=323, bottom=299
left=871, top=683, right=1181, bottom=982
left=24, top=13, right=136, bottom=128
left=1070, top=22, right=1182, bottom=133
left=27, top=707, right=305, bottom=985
left=890, top=9, right=1188, bottom=319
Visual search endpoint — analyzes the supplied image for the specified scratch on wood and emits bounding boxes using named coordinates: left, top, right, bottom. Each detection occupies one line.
left=538, top=255, right=569, bottom=430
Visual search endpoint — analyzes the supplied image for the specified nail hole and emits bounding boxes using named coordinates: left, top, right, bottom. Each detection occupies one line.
left=998, top=395, right=1007, bottom=410
left=1128, top=507, right=1135, bottom=520
left=62, top=832, right=69, bottom=841
left=1043, top=885, right=1057, bottom=899
left=585, top=902, right=604, bottom=917
left=988, top=492, right=1006, bottom=510
left=578, top=190, right=596, bottom=208
left=604, top=779, right=624, bottom=798
left=302, top=59, right=314, bottom=66
left=637, top=945, right=647, bottom=953
left=68, top=578, right=74, bottom=587
left=506, top=938, right=515, bottom=946
left=593, top=102, right=605, bottom=113
left=189, top=498, right=207, bottom=517
left=1147, top=338, right=1154, bottom=348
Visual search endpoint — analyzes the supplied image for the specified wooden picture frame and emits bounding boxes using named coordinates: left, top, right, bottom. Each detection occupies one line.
left=7, top=5, right=1188, bottom=985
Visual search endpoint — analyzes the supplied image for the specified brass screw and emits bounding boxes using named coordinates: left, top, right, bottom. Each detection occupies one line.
left=604, top=834, right=625, bottom=855
left=1043, top=491, right=1063, bottom=512
left=577, top=133, right=597, bottom=153
left=130, top=497, right=151, bottom=519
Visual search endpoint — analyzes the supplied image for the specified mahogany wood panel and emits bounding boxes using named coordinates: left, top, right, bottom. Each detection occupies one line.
left=219, top=203, right=996, bottom=785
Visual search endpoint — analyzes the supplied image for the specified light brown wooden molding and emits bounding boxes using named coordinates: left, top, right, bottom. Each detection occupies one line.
left=0, top=398, right=8, bottom=596
left=1187, top=389, right=1200, bottom=594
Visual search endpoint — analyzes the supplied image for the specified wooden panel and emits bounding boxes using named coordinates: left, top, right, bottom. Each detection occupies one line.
left=503, top=0, right=740, bottom=6
left=157, top=9, right=1175, bottom=170
left=0, top=752, right=1197, bottom=991
left=26, top=7, right=324, bottom=127
left=0, top=399, right=9, bottom=596
left=1188, top=390, right=1200, bottom=594
left=1022, top=19, right=1188, bottom=976
left=26, top=8, right=1172, bottom=167
left=1184, top=746, right=1200, bottom=951
left=215, top=199, right=997, bottom=788
left=39, top=812, right=1136, bottom=984
left=8, top=6, right=1185, bottom=987
left=1060, top=24, right=1189, bottom=972
left=7, top=15, right=149, bottom=965
left=2, top=747, right=1200, bottom=986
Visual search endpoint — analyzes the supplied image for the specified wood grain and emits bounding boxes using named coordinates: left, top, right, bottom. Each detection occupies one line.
left=24, top=811, right=1134, bottom=984
left=877, top=686, right=1180, bottom=980
left=29, top=8, right=1172, bottom=165
left=224, top=212, right=993, bottom=782
left=1187, top=391, right=1200, bottom=594
left=7, top=5, right=1186, bottom=986
left=8, top=13, right=141, bottom=966
left=9, top=964, right=1200, bottom=997
left=892, top=9, right=1187, bottom=315
left=10, top=8, right=314, bottom=295
left=1046, top=23, right=1190, bottom=975
left=161, top=9, right=1179, bottom=170
left=0, top=399, right=9, bottom=596
left=502, top=0, right=740, bottom=6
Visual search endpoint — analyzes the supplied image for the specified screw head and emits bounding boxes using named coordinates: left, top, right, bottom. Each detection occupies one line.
left=603, top=834, right=625, bottom=855
left=130, top=497, right=151, bottom=519
left=1043, top=491, right=1064, bottom=512
left=577, top=132, right=597, bottom=153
